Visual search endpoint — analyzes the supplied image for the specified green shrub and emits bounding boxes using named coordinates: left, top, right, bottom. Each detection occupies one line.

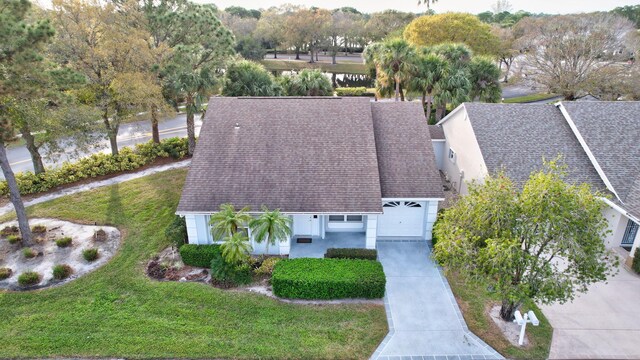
left=324, top=248, right=377, bottom=260
left=17, top=271, right=40, bottom=287
left=633, top=248, right=640, bottom=274
left=0, top=267, right=12, bottom=280
left=165, top=215, right=187, bottom=248
left=271, top=258, right=386, bottom=299
left=7, top=235, right=21, bottom=244
left=1, top=225, right=18, bottom=236
left=431, top=208, right=445, bottom=248
left=52, top=264, right=73, bottom=280
left=22, top=247, right=36, bottom=258
left=254, top=257, right=281, bottom=276
left=179, top=244, right=222, bottom=268
left=0, top=138, right=190, bottom=197
left=31, top=225, right=47, bottom=234
left=82, top=248, right=99, bottom=262
left=210, top=252, right=253, bottom=286
left=335, top=87, right=371, bottom=97
left=55, top=237, right=73, bottom=248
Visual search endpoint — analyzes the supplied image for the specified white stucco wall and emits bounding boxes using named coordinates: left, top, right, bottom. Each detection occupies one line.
left=432, top=140, right=446, bottom=171
left=602, top=206, right=626, bottom=249
left=439, top=106, right=489, bottom=195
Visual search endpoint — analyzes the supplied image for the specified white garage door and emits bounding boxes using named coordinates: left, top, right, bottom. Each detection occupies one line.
left=377, top=201, right=426, bottom=237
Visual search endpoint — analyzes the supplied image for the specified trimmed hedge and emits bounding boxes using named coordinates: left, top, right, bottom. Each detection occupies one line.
left=633, top=248, right=640, bottom=274
left=179, top=244, right=222, bottom=268
left=324, top=248, right=377, bottom=260
left=271, top=258, right=386, bottom=299
left=0, top=137, right=189, bottom=197
left=335, top=87, right=375, bottom=97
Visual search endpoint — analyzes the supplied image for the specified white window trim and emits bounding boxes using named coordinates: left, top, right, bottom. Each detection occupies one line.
left=328, top=215, right=363, bottom=223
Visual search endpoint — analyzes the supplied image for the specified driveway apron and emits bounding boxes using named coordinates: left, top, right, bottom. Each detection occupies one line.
left=371, top=242, right=503, bottom=360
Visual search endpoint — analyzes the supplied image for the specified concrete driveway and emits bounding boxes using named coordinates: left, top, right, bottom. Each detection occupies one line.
left=371, top=241, right=503, bottom=360
left=541, top=258, right=640, bottom=359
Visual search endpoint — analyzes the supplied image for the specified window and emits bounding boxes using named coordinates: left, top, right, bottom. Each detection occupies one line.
left=404, top=201, right=422, bottom=208
left=448, top=148, right=456, bottom=163
left=383, top=201, right=401, bottom=208
left=328, top=215, right=363, bottom=222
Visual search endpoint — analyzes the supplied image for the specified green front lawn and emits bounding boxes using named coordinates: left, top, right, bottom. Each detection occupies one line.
left=0, top=169, right=387, bottom=359
left=502, top=93, right=560, bottom=103
left=445, top=270, right=552, bottom=359
left=260, top=59, right=368, bottom=75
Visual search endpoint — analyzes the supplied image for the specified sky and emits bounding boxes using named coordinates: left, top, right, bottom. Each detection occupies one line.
left=202, top=0, right=639, bottom=14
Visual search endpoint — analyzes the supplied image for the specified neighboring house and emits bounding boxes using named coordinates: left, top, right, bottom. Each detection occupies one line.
left=176, top=97, right=443, bottom=255
left=435, top=102, right=640, bottom=265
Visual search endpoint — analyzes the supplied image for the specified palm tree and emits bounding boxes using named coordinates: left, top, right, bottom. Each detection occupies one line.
left=250, top=206, right=292, bottom=254
left=433, top=68, right=472, bottom=121
left=287, top=69, right=333, bottom=96
left=376, top=39, right=417, bottom=101
left=468, top=56, right=502, bottom=103
left=220, top=231, right=252, bottom=264
left=209, top=203, right=252, bottom=241
left=408, top=50, right=449, bottom=121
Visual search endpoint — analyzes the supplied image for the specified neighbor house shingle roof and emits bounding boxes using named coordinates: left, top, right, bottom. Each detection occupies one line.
left=461, top=103, right=606, bottom=190
left=428, top=125, right=445, bottom=140
left=372, top=102, right=444, bottom=199
left=561, top=101, right=640, bottom=219
left=177, top=97, right=383, bottom=213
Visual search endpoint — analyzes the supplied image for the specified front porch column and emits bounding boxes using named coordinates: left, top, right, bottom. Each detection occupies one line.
left=424, top=201, right=439, bottom=241
left=279, top=236, right=291, bottom=255
left=366, top=215, right=377, bottom=249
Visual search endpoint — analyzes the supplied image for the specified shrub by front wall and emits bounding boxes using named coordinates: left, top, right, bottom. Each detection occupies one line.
left=335, top=87, right=374, bottom=97
left=633, top=248, right=640, bottom=274
left=179, top=244, right=222, bottom=268
left=324, top=248, right=377, bottom=260
left=0, top=137, right=189, bottom=197
left=271, top=258, right=386, bottom=299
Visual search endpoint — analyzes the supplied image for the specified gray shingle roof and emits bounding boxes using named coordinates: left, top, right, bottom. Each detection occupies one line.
left=372, top=102, right=444, bottom=199
left=177, top=97, right=443, bottom=214
left=428, top=125, right=445, bottom=140
left=561, top=101, right=640, bottom=219
left=462, top=103, right=606, bottom=190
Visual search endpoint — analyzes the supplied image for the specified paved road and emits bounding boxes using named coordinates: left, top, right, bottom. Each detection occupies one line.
left=371, top=242, right=502, bottom=359
left=3, top=113, right=202, bottom=179
left=264, top=53, right=363, bottom=63
left=541, top=250, right=640, bottom=359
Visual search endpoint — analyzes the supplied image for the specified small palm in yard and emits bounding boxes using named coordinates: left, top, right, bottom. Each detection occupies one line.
left=220, top=232, right=252, bottom=264
left=209, top=203, right=252, bottom=240
left=250, top=206, right=292, bottom=254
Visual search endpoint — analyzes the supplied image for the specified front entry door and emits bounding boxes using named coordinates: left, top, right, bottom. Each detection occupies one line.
left=293, top=215, right=320, bottom=236
left=622, top=219, right=639, bottom=249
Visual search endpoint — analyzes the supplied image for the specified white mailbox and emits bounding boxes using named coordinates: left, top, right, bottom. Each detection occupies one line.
left=513, top=310, right=540, bottom=346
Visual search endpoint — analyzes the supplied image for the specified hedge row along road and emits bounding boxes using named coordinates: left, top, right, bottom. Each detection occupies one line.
left=3, top=113, right=203, bottom=180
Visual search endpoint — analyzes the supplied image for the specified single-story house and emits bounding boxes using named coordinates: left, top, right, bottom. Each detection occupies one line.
left=434, top=101, right=640, bottom=265
left=177, top=97, right=444, bottom=255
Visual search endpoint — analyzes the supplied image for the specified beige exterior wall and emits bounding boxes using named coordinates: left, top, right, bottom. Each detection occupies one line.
left=439, top=105, right=489, bottom=195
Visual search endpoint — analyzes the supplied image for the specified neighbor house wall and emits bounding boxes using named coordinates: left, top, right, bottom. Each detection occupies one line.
left=439, top=106, right=489, bottom=195
left=432, top=140, right=446, bottom=171
left=602, top=206, right=627, bottom=249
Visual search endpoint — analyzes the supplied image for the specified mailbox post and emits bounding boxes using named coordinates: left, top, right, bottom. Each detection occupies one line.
left=513, top=310, right=539, bottom=346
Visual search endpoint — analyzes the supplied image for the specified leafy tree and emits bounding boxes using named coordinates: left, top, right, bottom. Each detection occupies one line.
left=250, top=206, right=292, bottom=254
left=224, top=6, right=260, bottom=19
left=220, top=231, right=252, bottom=264
left=255, top=7, right=287, bottom=59
left=433, top=160, right=619, bottom=321
left=234, top=37, right=267, bottom=61
left=492, top=26, right=519, bottom=82
left=0, top=0, right=55, bottom=246
left=326, top=10, right=364, bottom=64
left=281, top=69, right=333, bottom=96
left=222, top=60, right=281, bottom=96
left=51, top=0, right=159, bottom=155
left=404, top=13, right=501, bottom=56
left=209, top=203, right=252, bottom=240
left=431, top=43, right=473, bottom=120
left=611, top=5, right=640, bottom=28
left=364, top=10, right=416, bottom=43
left=161, top=3, right=235, bottom=155
left=515, top=13, right=637, bottom=100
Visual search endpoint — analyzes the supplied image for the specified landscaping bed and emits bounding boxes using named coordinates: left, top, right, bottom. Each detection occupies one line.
left=0, top=219, right=119, bottom=290
left=0, top=168, right=387, bottom=359
left=272, top=258, right=386, bottom=300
